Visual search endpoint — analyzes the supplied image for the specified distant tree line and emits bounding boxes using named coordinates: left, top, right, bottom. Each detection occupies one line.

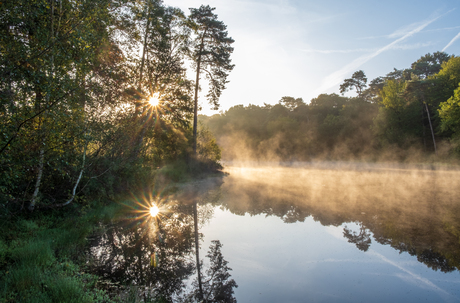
left=202, top=51, right=460, bottom=162
left=0, top=0, right=231, bottom=212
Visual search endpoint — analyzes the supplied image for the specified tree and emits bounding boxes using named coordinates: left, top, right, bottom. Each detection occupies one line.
left=380, top=80, right=407, bottom=110
left=279, top=96, right=305, bottom=111
left=187, top=5, right=235, bottom=154
left=439, top=84, right=460, bottom=135
left=429, top=56, right=460, bottom=107
left=187, top=8, right=234, bottom=298
left=384, top=68, right=412, bottom=81
left=130, top=1, right=192, bottom=160
left=309, top=93, right=347, bottom=124
left=0, top=0, right=119, bottom=210
left=437, top=58, right=460, bottom=140
left=411, top=51, right=451, bottom=79
left=404, top=80, right=438, bottom=154
left=339, top=70, right=367, bottom=98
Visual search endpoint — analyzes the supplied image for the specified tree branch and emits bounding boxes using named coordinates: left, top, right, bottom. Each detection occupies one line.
left=0, top=87, right=78, bottom=155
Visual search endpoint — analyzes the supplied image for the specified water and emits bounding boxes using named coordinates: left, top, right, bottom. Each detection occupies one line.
left=89, top=164, right=460, bottom=302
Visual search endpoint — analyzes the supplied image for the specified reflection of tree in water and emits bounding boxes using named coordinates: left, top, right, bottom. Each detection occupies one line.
left=184, top=240, right=238, bottom=303
left=88, top=183, right=238, bottom=302
left=343, top=225, right=372, bottom=252
left=416, top=249, right=456, bottom=272
left=88, top=202, right=196, bottom=301
left=217, top=167, right=460, bottom=273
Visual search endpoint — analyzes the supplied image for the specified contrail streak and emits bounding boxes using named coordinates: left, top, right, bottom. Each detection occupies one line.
left=316, top=10, right=452, bottom=95
left=369, top=250, right=456, bottom=302
left=299, top=42, right=433, bottom=54
left=442, top=32, right=460, bottom=51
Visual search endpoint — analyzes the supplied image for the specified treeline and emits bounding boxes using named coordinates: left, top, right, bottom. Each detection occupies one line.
left=202, top=51, right=460, bottom=162
left=0, top=0, right=230, bottom=213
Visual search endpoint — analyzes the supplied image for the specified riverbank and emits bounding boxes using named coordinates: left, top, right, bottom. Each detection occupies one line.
left=0, top=165, right=226, bottom=303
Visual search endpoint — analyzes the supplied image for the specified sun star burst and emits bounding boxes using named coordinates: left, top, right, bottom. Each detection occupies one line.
left=149, top=205, right=160, bottom=217
left=148, top=94, right=160, bottom=107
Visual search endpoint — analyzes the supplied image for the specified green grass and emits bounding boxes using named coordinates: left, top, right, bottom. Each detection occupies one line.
left=0, top=204, right=124, bottom=303
left=10, top=239, right=54, bottom=268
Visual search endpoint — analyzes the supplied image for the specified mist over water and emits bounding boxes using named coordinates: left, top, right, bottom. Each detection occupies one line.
left=196, top=162, right=460, bottom=302
left=88, top=161, right=460, bottom=302
left=219, top=163, right=460, bottom=254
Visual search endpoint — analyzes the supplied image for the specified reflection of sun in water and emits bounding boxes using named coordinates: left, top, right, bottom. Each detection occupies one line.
left=124, top=192, right=173, bottom=228
left=150, top=204, right=160, bottom=217
left=148, top=93, right=160, bottom=107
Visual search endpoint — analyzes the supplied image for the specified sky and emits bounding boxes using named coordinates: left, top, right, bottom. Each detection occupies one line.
left=166, top=0, right=460, bottom=116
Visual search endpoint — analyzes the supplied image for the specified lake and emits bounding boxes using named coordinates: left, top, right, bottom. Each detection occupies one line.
left=89, top=163, right=460, bottom=302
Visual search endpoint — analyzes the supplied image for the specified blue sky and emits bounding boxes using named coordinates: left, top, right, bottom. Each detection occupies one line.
left=166, top=0, right=460, bottom=115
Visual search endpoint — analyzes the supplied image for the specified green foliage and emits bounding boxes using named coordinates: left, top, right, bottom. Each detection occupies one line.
left=202, top=95, right=379, bottom=161
left=0, top=240, right=7, bottom=269
left=0, top=0, right=225, bottom=213
left=197, top=124, right=221, bottom=163
left=428, top=56, right=460, bottom=109
left=380, top=80, right=407, bottom=110
left=411, top=51, right=451, bottom=79
left=439, top=84, right=460, bottom=139
left=188, top=5, right=235, bottom=109
left=0, top=1, right=229, bottom=301
left=279, top=96, right=305, bottom=111
left=187, top=4, right=235, bottom=154
left=340, top=70, right=368, bottom=97
left=372, top=101, right=423, bottom=148
left=202, top=50, right=460, bottom=161
left=157, top=159, right=190, bottom=182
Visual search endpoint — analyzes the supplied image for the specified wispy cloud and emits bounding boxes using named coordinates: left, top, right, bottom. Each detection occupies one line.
left=396, top=42, right=435, bottom=50
left=442, top=32, right=460, bottom=51
left=299, top=42, right=433, bottom=54
left=300, top=48, right=375, bottom=54
left=316, top=10, right=451, bottom=95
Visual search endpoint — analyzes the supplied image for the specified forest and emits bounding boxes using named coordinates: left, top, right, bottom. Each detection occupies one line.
left=0, top=0, right=229, bottom=212
left=201, top=51, right=460, bottom=163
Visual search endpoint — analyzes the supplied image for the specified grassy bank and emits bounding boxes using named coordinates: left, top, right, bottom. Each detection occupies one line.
left=0, top=202, right=122, bottom=303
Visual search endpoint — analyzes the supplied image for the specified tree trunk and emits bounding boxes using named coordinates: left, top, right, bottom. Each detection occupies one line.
left=50, top=136, right=87, bottom=208
left=421, top=102, right=426, bottom=151
left=193, top=33, right=206, bottom=156
left=29, top=80, right=47, bottom=211
left=193, top=200, right=204, bottom=300
left=29, top=145, right=45, bottom=211
left=193, top=55, right=201, bottom=155
left=424, top=102, right=437, bottom=155
left=29, top=0, right=56, bottom=211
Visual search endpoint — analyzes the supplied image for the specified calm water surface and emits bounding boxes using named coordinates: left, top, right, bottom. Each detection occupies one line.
left=90, top=163, right=460, bottom=302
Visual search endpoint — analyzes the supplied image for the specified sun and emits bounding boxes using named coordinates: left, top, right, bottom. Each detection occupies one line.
left=149, top=204, right=160, bottom=217
left=148, top=94, right=160, bottom=107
